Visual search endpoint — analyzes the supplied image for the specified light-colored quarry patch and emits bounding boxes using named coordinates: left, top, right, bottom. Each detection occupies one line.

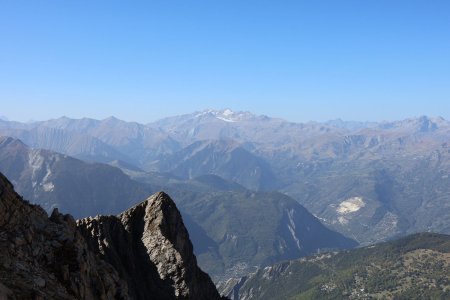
left=337, top=197, right=365, bottom=214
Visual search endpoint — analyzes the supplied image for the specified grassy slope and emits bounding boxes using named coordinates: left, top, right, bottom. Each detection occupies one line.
left=231, top=233, right=450, bottom=300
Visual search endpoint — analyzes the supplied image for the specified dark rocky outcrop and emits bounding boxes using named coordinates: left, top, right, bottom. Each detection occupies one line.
left=78, top=192, right=224, bottom=300
left=0, top=172, right=224, bottom=299
left=0, top=172, right=128, bottom=299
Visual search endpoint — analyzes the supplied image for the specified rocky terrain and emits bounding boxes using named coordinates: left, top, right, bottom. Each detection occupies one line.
left=149, top=111, right=450, bottom=245
left=0, top=136, right=155, bottom=218
left=0, top=137, right=357, bottom=281
left=4, top=111, right=450, bottom=281
left=0, top=172, right=224, bottom=299
left=164, top=184, right=357, bottom=280
left=154, top=139, right=278, bottom=191
left=221, top=233, right=450, bottom=300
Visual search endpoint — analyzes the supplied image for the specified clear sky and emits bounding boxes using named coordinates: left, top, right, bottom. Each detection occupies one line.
left=1, top=0, right=449, bottom=123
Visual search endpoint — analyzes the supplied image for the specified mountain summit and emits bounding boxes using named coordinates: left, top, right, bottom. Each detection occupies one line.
left=194, top=109, right=260, bottom=123
left=0, top=172, right=225, bottom=299
left=78, top=192, right=224, bottom=299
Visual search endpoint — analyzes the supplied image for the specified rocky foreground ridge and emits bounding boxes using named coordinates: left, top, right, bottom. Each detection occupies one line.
left=0, top=172, right=225, bottom=299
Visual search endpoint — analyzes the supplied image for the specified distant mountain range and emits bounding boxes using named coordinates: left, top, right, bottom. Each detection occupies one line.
left=0, top=136, right=355, bottom=280
left=0, top=136, right=156, bottom=217
left=154, top=139, right=278, bottom=191
left=2, top=110, right=450, bottom=247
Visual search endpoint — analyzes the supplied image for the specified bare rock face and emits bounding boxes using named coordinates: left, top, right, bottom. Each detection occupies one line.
left=0, top=172, right=128, bottom=299
left=78, top=192, right=225, bottom=300
left=0, top=172, right=224, bottom=299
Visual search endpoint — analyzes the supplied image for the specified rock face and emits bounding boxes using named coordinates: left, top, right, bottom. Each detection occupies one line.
left=0, top=136, right=155, bottom=219
left=0, top=172, right=128, bottom=299
left=0, top=172, right=224, bottom=299
left=78, top=192, right=224, bottom=300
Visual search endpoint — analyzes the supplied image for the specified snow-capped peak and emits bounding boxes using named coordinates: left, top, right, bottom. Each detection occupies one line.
left=215, top=109, right=238, bottom=122
left=222, top=109, right=234, bottom=117
left=194, top=108, right=256, bottom=123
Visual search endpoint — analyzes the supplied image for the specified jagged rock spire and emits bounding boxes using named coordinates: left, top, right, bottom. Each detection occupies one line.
left=0, top=172, right=226, bottom=299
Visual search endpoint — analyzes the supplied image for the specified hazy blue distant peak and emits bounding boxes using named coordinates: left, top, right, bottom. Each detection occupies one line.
left=103, top=116, right=121, bottom=122
left=99, top=116, right=135, bottom=126
left=377, top=115, right=449, bottom=132
left=34, top=116, right=146, bottom=132
left=100, top=116, right=143, bottom=126
left=413, top=115, right=447, bottom=124
left=34, top=116, right=101, bottom=131
left=0, top=115, right=9, bottom=121
left=324, top=119, right=378, bottom=131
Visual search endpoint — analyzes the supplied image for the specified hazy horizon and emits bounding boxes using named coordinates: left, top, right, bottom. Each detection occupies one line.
left=0, top=108, right=448, bottom=125
left=1, top=1, right=449, bottom=123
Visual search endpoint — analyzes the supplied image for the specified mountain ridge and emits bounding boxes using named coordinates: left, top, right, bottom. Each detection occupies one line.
left=3, top=112, right=450, bottom=247
left=0, top=136, right=356, bottom=281
left=0, top=171, right=225, bottom=299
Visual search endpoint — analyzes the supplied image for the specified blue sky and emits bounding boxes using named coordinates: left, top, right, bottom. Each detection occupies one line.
left=1, top=1, right=449, bottom=123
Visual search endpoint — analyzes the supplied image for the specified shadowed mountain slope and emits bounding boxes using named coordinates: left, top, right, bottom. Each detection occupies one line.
left=0, top=172, right=224, bottom=299
left=0, top=136, right=155, bottom=218
left=0, top=137, right=357, bottom=281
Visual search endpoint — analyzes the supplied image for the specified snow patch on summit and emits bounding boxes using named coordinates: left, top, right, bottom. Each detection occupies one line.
left=195, top=108, right=253, bottom=122
left=216, top=116, right=236, bottom=123
left=222, top=109, right=234, bottom=117
left=215, top=109, right=237, bottom=122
